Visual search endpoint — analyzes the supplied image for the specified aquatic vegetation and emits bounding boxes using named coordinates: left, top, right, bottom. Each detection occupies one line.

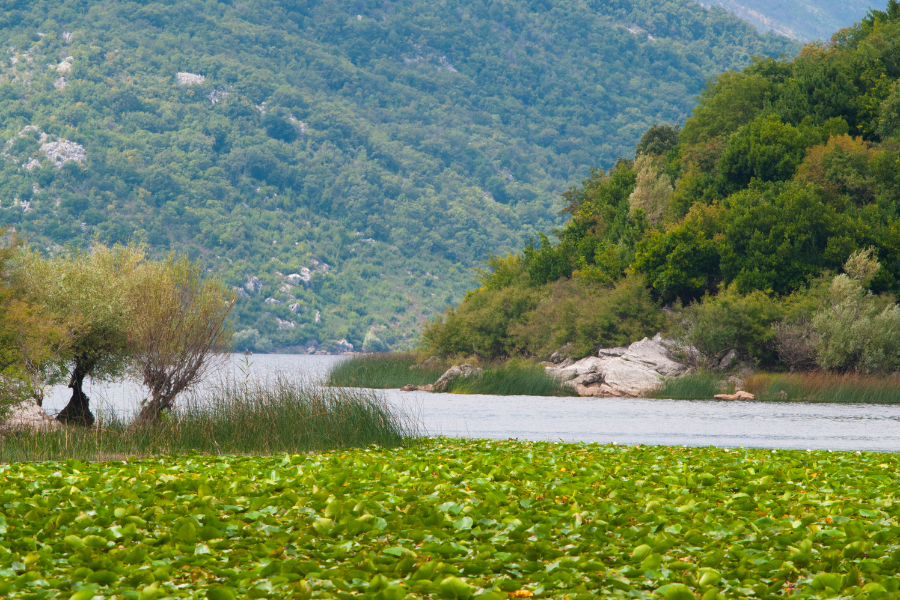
left=0, top=377, right=414, bottom=462
left=445, top=361, right=577, bottom=397
left=745, top=372, right=900, bottom=404
left=1, top=439, right=898, bottom=599
left=328, top=355, right=576, bottom=397
left=327, top=354, right=447, bottom=389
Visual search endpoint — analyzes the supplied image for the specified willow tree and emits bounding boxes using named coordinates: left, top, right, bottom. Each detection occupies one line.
left=13, top=245, right=144, bottom=426
left=129, top=254, right=234, bottom=426
left=0, top=234, right=70, bottom=419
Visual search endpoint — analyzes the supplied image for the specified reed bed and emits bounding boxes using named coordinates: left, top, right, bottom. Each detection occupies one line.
left=651, top=372, right=732, bottom=400
left=447, top=360, right=578, bottom=396
left=0, top=376, right=416, bottom=462
left=329, top=353, right=577, bottom=396
left=327, top=353, right=447, bottom=388
left=744, top=372, right=900, bottom=404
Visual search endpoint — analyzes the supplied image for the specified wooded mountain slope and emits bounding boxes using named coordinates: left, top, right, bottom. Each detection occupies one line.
left=0, top=0, right=796, bottom=351
left=699, top=0, right=888, bottom=41
left=423, top=2, right=900, bottom=372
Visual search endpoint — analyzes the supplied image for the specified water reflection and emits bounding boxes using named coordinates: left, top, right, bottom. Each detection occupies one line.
left=42, top=354, right=900, bottom=451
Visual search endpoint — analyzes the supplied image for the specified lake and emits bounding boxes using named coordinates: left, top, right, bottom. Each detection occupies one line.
left=44, top=354, right=900, bottom=452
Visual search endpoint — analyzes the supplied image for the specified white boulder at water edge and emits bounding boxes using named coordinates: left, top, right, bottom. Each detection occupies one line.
left=547, top=334, right=689, bottom=397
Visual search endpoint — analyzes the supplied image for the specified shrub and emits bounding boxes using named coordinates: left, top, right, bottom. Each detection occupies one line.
left=672, top=286, right=784, bottom=368
left=812, top=274, right=900, bottom=374
left=421, top=283, right=542, bottom=359
left=511, top=275, right=668, bottom=359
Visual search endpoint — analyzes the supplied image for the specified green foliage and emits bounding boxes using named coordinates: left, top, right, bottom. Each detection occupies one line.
left=679, top=71, right=773, bottom=146
left=511, top=276, right=669, bottom=359
left=2, top=439, right=900, bottom=597
left=673, top=286, right=785, bottom=368
left=812, top=274, right=900, bottom=374
left=635, top=124, right=681, bottom=158
left=0, top=0, right=797, bottom=351
left=421, top=284, right=542, bottom=359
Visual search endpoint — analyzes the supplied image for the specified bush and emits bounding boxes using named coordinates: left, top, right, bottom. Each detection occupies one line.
left=672, top=286, right=784, bottom=368
left=421, top=283, right=542, bottom=358
left=812, top=274, right=900, bottom=374
left=511, top=275, right=668, bottom=359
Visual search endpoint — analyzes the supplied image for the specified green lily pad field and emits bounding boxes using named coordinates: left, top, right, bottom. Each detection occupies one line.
left=1, top=440, right=899, bottom=600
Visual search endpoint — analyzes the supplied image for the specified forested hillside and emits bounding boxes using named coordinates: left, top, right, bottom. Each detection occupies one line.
left=698, top=0, right=888, bottom=41
left=0, top=0, right=796, bottom=351
left=424, top=2, right=900, bottom=374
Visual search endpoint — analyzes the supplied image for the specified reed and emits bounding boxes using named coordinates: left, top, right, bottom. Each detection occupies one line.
left=651, top=372, right=731, bottom=400
left=744, top=372, right=900, bottom=404
left=0, top=376, right=415, bottom=462
left=447, top=360, right=578, bottom=396
left=327, top=353, right=446, bottom=388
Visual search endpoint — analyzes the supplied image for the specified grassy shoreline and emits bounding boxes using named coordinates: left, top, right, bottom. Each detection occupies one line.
left=655, top=371, right=900, bottom=404
left=327, top=354, right=577, bottom=397
left=0, top=376, right=416, bottom=462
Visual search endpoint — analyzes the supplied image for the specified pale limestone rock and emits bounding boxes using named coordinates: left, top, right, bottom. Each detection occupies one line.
left=714, top=391, right=755, bottom=401
left=176, top=72, right=205, bottom=86
left=549, top=335, right=688, bottom=397
left=433, top=364, right=483, bottom=392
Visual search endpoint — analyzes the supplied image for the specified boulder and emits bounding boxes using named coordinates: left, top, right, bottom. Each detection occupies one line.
left=548, top=335, right=688, bottom=397
left=245, top=276, right=262, bottom=294
left=714, top=391, right=755, bottom=401
left=433, top=364, right=483, bottom=392
left=1, top=400, right=60, bottom=432
left=333, top=339, right=355, bottom=353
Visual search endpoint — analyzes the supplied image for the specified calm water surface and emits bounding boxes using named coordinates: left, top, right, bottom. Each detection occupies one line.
left=45, top=354, right=900, bottom=452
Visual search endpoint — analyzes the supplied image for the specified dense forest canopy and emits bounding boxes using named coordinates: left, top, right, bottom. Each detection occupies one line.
left=424, top=1, right=900, bottom=371
left=0, top=0, right=797, bottom=351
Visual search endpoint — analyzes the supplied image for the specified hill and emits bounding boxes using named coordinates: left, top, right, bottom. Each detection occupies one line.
left=698, top=0, right=889, bottom=41
left=0, top=0, right=797, bottom=352
left=422, top=2, right=900, bottom=373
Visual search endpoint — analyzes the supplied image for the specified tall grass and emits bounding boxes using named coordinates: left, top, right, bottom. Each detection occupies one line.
left=328, top=354, right=577, bottom=396
left=745, top=372, right=900, bottom=404
left=447, top=360, right=578, bottom=396
left=327, top=353, right=446, bottom=388
left=651, top=373, right=732, bottom=400
left=0, top=376, right=416, bottom=462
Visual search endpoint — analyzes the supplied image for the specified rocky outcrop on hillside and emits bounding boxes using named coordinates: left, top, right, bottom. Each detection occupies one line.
left=547, top=334, right=689, bottom=397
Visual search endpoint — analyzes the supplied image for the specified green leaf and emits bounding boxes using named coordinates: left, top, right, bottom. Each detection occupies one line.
left=207, top=588, right=238, bottom=600
left=439, top=576, right=474, bottom=600
left=663, top=583, right=696, bottom=600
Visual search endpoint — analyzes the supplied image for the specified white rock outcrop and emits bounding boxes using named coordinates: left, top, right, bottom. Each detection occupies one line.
left=245, top=276, right=262, bottom=294
left=176, top=72, right=205, bottom=86
left=41, top=140, right=86, bottom=167
left=286, top=268, right=311, bottom=286
left=433, top=364, right=483, bottom=392
left=56, top=57, right=73, bottom=73
left=548, top=334, right=688, bottom=397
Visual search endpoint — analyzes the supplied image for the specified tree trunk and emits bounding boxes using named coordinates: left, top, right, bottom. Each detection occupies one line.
left=134, top=392, right=174, bottom=427
left=57, top=357, right=95, bottom=427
